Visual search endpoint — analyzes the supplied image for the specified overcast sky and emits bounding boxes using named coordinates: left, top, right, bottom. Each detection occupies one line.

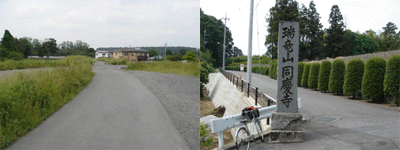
left=0, top=0, right=200, bottom=49
left=201, top=0, right=400, bottom=56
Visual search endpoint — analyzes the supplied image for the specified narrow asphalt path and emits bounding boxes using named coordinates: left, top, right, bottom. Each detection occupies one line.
left=7, top=62, right=190, bottom=149
left=125, top=71, right=200, bottom=150
left=229, top=71, right=400, bottom=149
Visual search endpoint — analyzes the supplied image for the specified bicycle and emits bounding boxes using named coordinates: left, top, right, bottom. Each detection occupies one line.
left=235, top=106, right=264, bottom=150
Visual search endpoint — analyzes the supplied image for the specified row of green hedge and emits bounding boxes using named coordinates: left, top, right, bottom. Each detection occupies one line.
left=0, top=56, right=95, bottom=148
left=224, top=65, right=269, bottom=76
left=299, top=55, right=399, bottom=104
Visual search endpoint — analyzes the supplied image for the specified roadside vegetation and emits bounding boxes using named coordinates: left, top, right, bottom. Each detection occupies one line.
left=0, top=59, right=69, bottom=71
left=0, top=56, right=95, bottom=148
left=127, top=60, right=200, bottom=77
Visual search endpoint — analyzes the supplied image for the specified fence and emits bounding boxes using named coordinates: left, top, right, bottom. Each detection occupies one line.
left=220, top=69, right=276, bottom=124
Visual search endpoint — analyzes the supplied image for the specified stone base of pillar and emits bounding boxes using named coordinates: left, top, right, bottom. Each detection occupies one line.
left=269, top=112, right=303, bottom=143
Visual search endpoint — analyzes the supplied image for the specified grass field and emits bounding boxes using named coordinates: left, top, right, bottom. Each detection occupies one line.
left=0, top=56, right=95, bottom=148
left=126, top=61, right=200, bottom=77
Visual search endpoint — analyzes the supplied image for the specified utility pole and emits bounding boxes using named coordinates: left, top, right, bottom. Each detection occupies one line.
left=222, top=13, right=229, bottom=70
left=247, top=0, right=254, bottom=84
left=164, top=43, right=167, bottom=61
left=203, top=28, right=208, bottom=45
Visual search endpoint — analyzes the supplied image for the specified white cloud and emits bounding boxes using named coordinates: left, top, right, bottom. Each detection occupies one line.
left=0, top=0, right=200, bottom=48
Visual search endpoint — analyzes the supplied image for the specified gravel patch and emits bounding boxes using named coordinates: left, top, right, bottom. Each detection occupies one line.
left=125, top=71, right=200, bottom=150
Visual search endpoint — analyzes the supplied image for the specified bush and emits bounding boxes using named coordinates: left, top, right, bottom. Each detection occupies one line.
left=269, top=59, right=277, bottom=79
left=308, top=62, right=320, bottom=90
left=301, top=63, right=311, bottom=87
left=7, top=51, right=24, bottom=61
left=318, top=60, right=331, bottom=92
left=200, top=124, right=215, bottom=149
left=328, top=59, right=345, bottom=94
left=384, top=55, right=400, bottom=104
left=167, top=54, right=183, bottom=61
left=361, top=57, right=386, bottom=103
left=298, top=62, right=305, bottom=86
left=343, top=59, right=364, bottom=98
left=109, top=59, right=127, bottom=65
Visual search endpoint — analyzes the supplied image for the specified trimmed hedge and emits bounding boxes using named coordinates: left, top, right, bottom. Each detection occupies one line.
left=301, top=63, right=311, bottom=87
left=361, top=57, right=386, bottom=102
left=318, top=60, right=331, bottom=92
left=384, top=55, right=400, bottom=104
left=329, top=59, right=345, bottom=94
left=343, top=59, right=364, bottom=98
left=269, top=60, right=278, bottom=79
left=298, top=62, right=305, bottom=86
left=308, top=62, right=320, bottom=90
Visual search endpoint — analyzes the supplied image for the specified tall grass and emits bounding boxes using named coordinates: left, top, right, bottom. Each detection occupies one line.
left=0, top=56, right=95, bottom=148
left=0, top=56, right=94, bottom=71
left=109, top=59, right=127, bottom=65
left=126, top=61, right=200, bottom=77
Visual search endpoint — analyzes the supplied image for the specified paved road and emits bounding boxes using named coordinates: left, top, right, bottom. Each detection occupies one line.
left=7, top=62, right=192, bottom=149
left=125, top=71, right=200, bottom=150
left=229, top=71, right=400, bottom=149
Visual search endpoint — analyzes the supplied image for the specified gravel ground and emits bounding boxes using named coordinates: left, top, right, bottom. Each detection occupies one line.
left=126, top=70, right=200, bottom=150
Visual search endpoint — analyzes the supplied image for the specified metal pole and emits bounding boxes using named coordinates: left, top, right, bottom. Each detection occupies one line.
left=164, top=43, right=167, bottom=61
left=222, top=13, right=229, bottom=70
left=247, top=83, right=250, bottom=97
left=267, top=99, right=271, bottom=125
left=247, top=0, right=254, bottom=85
left=241, top=80, right=244, bottom=92
left=255, top=87, right=258, bottom=105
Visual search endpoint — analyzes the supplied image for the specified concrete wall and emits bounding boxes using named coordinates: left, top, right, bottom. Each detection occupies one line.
left=206, top=72, right=271, bottom=138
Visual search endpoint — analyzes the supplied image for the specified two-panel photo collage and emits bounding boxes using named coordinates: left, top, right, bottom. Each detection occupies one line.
left=1, top=0, right=400, bottom=150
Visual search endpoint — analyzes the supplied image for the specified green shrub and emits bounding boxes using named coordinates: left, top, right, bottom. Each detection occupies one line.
left=7, top=51, right=24, bottom=61
left=361, top=57, right=386, bottom=102
left=127, top=60, right=200, bottom=77
left=262, top=67, right=269, bottom=75
left=200, top=124, right=215, bottom=149
left=298, top=62, right=305, bottom=86
left=96, top=58, right=108, bottom=62
left=384, top=55, right=400, bottom=104
left=308, top=62, right=320, bottom=90
left=343, top=59, right=364, bottom=98
left=329, top=59, right=345, bottom=94
left=301, top=63, right=311, bottom=87
left=269, top=59, right=278, bottom=79
left=318, top=60, right=331, bottom=92
left=109, top=59, right=127, bottom=65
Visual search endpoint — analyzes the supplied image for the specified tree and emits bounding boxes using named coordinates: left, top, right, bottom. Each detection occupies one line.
left=31, top=38, right=42, bottom=56
left=380, top=22, right=400, bottom=51
left=15, top=37, right=33, bottom=58
left=1, top=29, right=16, bottom=57
left=41, top=38, right=58, bottom=59
left=301, top=63, right=311, bottom=87
left=166, top=49, right=173, bottom=55
left=178, top=49, right=189, bottom=55
left=201, top=9, right=233, bottom=68
left=149, top=49, right=158, bottom=57
left=265, top=0, right=300, bottom=59
left=232, top=46, right=243, bottom=57
left=298, top=62, right=305, bottom=86
left=182, top=51, right=197, bottom=62
left=345, top=30, right=379, bottom=55
left=299, top=1, right=324, bottom=61
left=324, top=5, right=346, bottom=58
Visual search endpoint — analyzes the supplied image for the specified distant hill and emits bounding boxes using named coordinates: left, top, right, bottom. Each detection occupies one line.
left=139, top=46, right=198, bottom=55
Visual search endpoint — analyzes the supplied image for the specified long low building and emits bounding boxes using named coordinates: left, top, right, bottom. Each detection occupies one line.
left=96, top=47, right=150, bottom=62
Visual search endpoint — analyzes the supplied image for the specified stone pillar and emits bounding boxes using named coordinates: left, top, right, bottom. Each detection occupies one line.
left=270, top=21, right=303, bottom=143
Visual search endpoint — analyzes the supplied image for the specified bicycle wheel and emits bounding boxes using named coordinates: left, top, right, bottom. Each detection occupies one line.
left=235, top=127, right=250, bottom=150
left=256, top=121, right=264, bottom=141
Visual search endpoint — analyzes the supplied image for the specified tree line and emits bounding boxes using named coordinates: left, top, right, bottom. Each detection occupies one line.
left=0, top=29, right=95, bottom=61
left=266, top=0, right=400, bottom=61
